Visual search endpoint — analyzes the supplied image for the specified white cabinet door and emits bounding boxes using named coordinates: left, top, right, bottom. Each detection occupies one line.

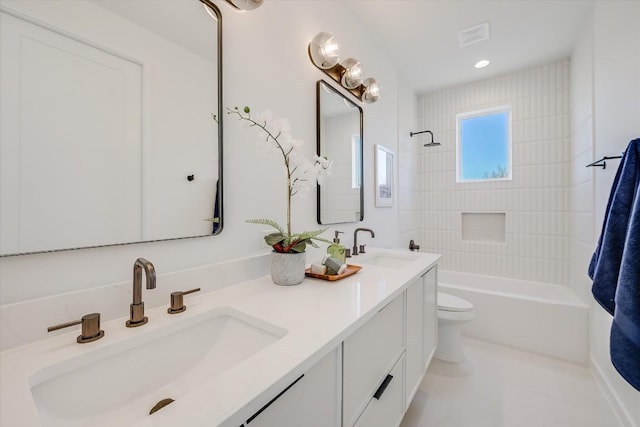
left=423, top=266, right=438, bottom=368
left=343, top=296, right=405, bottom=426
left=353, top=354, right=405, bottom=427
left=405, top=277, right=424, bottom=406
left=244, top=346, right=341, bottom=427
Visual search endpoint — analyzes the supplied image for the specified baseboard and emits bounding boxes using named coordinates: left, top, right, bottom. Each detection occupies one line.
left=590, top=356, right=637, bottom=427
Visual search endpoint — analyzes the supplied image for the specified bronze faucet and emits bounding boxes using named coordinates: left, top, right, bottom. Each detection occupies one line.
left=126, top=257, right=156, bottom=327
left=352, top=228, right=375, bottom=255
left=48, top=313, right=104, bottom=343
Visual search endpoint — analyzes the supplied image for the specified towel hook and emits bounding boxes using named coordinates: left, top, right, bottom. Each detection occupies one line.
left=586, top=155, right=623, bottom=170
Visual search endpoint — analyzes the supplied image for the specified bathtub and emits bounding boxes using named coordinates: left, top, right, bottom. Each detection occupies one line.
left=438, top=270, right=590, bottom=364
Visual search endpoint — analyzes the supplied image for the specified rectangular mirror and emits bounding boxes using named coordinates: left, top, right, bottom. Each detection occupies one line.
left=316, top=80, right=363, bottom=224
left=0, top=0, right=223, bottom=256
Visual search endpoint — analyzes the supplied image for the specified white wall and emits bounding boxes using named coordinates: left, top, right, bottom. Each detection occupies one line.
left=398, top=82, right=420, bottom=248
left=417, top=60, right=571, bottom=284
left=571, top=2, right=640, bottom=426
left=0, top=1, right=413, bottom=347
left=569, top=11, right=595, bottom=305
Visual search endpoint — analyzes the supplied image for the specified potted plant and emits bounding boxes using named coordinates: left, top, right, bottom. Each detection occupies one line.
left=225, top=106, right=332, bottom=285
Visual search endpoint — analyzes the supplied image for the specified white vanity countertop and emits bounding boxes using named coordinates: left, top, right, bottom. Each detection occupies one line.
left=0, top=248, right=440, bottom=427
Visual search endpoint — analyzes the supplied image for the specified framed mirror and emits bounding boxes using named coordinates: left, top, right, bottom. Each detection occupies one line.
left=316, top=80, right=363, bottom=224
left=0, top=0, right=223, bottom=256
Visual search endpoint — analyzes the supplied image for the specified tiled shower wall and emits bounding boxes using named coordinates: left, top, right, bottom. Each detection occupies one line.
left=418, top=60, right=570, bottom=284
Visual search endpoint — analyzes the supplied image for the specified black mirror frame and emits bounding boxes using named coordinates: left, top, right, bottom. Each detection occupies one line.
left=316, top=80, right=364, bottom=225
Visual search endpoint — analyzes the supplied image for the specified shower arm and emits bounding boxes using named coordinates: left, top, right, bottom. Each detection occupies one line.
left=409, top=130, right=441, bottom=146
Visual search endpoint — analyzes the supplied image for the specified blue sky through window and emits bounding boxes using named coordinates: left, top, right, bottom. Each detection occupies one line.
left=459, top=110, right=510, bottom=181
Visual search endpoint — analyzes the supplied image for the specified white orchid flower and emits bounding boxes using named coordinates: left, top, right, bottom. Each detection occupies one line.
left=313, top=154, right=333, bottom=186
left=226, top=106, right=331, bottom=247
left=269, top=117, right=291, bottom=135
left=254, top=109, right=273, bottom=125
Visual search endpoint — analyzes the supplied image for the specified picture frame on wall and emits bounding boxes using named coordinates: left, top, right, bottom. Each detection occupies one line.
left=375, top=144, right=394, bottom=207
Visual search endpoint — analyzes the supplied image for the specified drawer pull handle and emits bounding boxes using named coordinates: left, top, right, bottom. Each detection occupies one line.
left=373, top=374, right=394, bottom=400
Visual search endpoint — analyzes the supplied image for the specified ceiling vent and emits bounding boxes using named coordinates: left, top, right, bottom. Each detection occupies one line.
left=458, top=22, right=490, bottom=47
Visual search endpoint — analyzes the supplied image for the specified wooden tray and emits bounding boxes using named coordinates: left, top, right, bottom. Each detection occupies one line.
left=305, top=264, right=362, bottom=281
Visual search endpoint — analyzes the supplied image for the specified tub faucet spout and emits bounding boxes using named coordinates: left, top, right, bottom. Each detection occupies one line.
left=126, top=257, right=156, bottom=327
left=353, top=228, right=375, bottom=255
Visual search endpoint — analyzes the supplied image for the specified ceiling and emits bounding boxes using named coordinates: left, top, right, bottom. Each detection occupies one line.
left=345, top=0, right=595, bottom=94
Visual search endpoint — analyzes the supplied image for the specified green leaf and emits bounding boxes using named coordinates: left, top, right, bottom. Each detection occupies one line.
left=246, top=218, right=286, bottom=236
left=290, top=240, right=307, bottom=253
left=264, top=233, right=285, bottom=246
left=291, top=228, right=328, bottom=241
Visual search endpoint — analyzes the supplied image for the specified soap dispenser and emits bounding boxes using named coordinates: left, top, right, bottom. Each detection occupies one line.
left=327, top=230, right=346, bottom=263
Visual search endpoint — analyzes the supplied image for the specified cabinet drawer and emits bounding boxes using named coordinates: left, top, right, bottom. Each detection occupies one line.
left=241, top=346, right=341, bottom=427
left=353, top=354, right=405, bottom=427
left=343, top=296, right=404, bottom=426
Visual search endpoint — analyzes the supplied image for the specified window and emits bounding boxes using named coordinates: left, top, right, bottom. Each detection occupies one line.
left=456, top=106, right=511, bottom=182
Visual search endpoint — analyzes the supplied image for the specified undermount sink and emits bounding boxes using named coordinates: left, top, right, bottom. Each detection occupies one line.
left=29, top=307, right=287, bottom=427
left=354, top=253, right=417, bottom=268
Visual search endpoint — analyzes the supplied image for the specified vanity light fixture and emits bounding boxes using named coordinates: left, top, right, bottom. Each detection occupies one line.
left=341, top=58, right=363, bottom=89
left=361, top=78, right=380, bottom=103
left=474, top=59, right=490, bottom=69
left=308, top=32, right=380, bottom=103
left=309, top=32, right=340, bottom=69
left=223, top=0, right=264, bottom=11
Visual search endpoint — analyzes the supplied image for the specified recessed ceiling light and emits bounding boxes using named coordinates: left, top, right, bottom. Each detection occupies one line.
left=475, top=59, right=490, bottom=69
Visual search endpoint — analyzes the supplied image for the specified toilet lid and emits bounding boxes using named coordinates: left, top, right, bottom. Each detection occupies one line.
left=438, top=292, right=474, bottom=312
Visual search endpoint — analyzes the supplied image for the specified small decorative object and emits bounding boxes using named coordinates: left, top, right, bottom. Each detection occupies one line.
left=321, top=254, right=347, bottom=275
left=225, top=106, right=333, bottom=286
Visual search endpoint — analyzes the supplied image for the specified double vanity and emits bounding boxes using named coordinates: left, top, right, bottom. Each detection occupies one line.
left=0, top=248, right=440, bottom=427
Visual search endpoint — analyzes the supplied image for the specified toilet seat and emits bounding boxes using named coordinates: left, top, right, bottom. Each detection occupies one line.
left=438, top=292, right=474, bottom=312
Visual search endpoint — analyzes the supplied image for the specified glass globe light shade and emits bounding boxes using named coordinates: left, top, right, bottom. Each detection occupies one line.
left=341, top=58, right=363, bottom=89
left=309, top=32, right=340, bottom=70
left=362, top=78, right=380, bottom=103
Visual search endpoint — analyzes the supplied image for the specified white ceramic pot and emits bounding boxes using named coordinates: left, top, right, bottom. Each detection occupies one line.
left=271, top=251, right=306, bottom=286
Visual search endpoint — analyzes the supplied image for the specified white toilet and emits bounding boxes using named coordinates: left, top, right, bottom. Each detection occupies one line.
left=435, top=292, right=475, bottom=363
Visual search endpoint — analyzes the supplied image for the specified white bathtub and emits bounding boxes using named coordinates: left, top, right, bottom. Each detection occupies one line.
left=438, top=270, right=590, bottom=364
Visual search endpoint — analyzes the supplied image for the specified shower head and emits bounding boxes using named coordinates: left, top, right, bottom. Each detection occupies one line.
left=410, top=130, right=441, bottom=146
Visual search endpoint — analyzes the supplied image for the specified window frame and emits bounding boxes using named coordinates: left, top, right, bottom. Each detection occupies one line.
left=456, top=105, right=512, bottom=183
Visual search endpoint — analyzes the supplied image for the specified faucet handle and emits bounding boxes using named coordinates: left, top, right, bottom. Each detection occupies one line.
left=359, top=244, right=367, bottom=254
left=48, top=313, right=105, bottom=344
left=168, top=288, right=201, bottom=314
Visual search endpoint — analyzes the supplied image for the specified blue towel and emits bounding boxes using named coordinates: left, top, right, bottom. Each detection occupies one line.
left=589, top=138, right=640, bottom=391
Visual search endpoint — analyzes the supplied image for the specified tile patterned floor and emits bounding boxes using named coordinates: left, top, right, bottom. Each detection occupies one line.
left=400, top=338, right=621, bottom=427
